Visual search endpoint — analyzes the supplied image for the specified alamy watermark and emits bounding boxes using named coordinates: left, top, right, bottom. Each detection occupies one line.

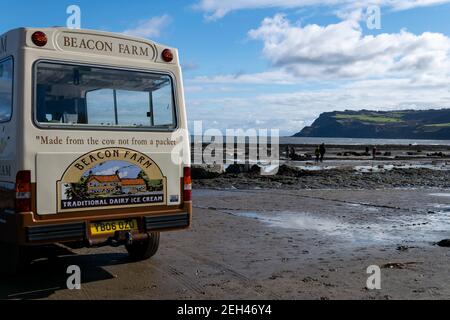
left=67, top=265, right=81, bottom=290
left=366, top=265, right=381, bottom=290
left=67, top=5, right=81, bottom=29
left=366, top=5, right=381, bottom=30
left=170, top=121, right=280, bottom=176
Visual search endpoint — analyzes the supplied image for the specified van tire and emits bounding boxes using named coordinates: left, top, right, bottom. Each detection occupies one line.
left=0, top=244, right=28, bottom=274
left=125, top=232, right=160, bottom=261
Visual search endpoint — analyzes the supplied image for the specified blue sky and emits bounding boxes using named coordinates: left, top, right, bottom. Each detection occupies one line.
left=2, top=0, right=450, bottom=135
left=83, top=160, right=141, bottom=179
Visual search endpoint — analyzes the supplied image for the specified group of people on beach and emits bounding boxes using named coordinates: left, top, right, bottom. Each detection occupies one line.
left=286, top=144, right=327, bottom=162
left=366, top=146, right=378, bottom=159
left=287, top=143, right=380, bottom=163
left=314, top=144, right=326, bottom=163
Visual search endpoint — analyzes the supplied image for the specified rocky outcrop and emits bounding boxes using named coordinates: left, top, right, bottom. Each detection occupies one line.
left=294, top=109, right=450, bottom=139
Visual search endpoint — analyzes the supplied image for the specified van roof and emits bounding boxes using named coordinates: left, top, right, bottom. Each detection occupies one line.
left=2, top=27, right=175, bottom=49
left=0, top=27, right=178, bottom=64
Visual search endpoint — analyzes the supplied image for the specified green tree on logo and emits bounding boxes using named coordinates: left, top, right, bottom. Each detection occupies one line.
left=65, top=175, right=89, bottom=200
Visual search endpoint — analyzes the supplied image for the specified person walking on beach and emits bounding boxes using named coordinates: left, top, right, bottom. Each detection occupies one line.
left=372, top=146, right=377, bottom=160
left=319, top=143, right=326, bottom=162
left=290, top=147, right=297, bottom=160
left=315, top=146, right=321, bottom=163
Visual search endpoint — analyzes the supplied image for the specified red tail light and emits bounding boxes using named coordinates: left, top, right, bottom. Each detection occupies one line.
left=183, top=167, right=192, bottom=202
left=15, top=171, right=32, bottom=213
left=162, top=49, right=174, bottom=62
left=32, top=31, right=48, bottom=47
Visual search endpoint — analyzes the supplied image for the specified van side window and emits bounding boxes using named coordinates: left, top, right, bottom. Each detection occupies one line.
left=35, top=62, right=177, bottom=130
left=152, top=83, right=175, bottom=126
left=0, top=58, right=13, bottom=123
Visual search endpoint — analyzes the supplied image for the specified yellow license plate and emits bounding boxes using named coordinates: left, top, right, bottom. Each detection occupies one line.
left=90, top=219, right=138, bottom=236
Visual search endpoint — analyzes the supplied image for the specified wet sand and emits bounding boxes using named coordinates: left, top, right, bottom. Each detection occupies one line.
left=1, top=188, right=449, bottom=300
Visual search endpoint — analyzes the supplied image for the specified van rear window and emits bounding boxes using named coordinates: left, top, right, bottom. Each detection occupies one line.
left=35, top=62, right=177, bottom=130
left=0, top=58, right=13, bottom=123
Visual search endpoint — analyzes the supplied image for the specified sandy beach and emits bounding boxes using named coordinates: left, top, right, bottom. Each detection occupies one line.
left=1, top=187, right=449, bottom=300
left=1, top=144, right=449, bottom=300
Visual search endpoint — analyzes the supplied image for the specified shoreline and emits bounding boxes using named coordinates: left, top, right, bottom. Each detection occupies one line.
left=193, top=166, right=450, bottom=191
left=191, top=142, right=450, bottom=163
left=192, top=143, right=450, bottom=191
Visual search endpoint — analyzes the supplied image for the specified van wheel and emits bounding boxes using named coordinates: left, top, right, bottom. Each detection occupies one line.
left=125, top=233, right=160, bottom=261
left=0, top=244, right=29, bottom=274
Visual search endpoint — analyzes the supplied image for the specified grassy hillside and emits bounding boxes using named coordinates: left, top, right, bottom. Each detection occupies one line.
left=295, top=109, right=450, bottom=139
left=334, top=114, right=403, bottom=123
left=424, top=123, right=450, bottom=128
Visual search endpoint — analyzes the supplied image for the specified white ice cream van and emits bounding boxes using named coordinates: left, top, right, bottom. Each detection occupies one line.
left=0, top=28, right=192, bottom=273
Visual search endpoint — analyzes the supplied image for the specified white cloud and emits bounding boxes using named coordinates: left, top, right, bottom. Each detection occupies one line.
left=187, top=15, right=450, bottom=133
left=389, top=0, right=450, bottom=10
left=194, top=0, right=450, bottom=20
left=119, top=171, right=130, bottom=178
left=96, top=166, right=121, bottom=176
left=189, top=1, right=450, bottom=134
left=123, top=14, right=172, bottom=38
left=248, top=14, right=450, bottom=80
left=185, top=85, right=205, bottom=93
left=182, top=61, right=199, bottom=71
left=189, top=70, right=299, bottom=85
left=187, top=76, right=450, bottom=135
left=95, top=166, right=130, bottom=178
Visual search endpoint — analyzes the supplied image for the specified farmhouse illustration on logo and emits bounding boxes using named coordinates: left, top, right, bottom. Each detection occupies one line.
left=63, top=160, right=164, bottom=200
left=86, top=174, right=148, bottom=195
left=58, top=148, right=167, bottom=210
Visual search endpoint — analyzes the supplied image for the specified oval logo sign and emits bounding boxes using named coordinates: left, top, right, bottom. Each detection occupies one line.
left=57, top=148, right=166, bottom=212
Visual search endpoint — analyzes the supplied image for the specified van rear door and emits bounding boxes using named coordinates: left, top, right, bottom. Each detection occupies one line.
left=32, top=61, right=182, bottom=215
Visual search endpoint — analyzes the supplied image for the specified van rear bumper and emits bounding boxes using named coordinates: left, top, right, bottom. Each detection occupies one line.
left=14, top=205, right=192, bottom=246
left=27, top=222, right=87, bottom=242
